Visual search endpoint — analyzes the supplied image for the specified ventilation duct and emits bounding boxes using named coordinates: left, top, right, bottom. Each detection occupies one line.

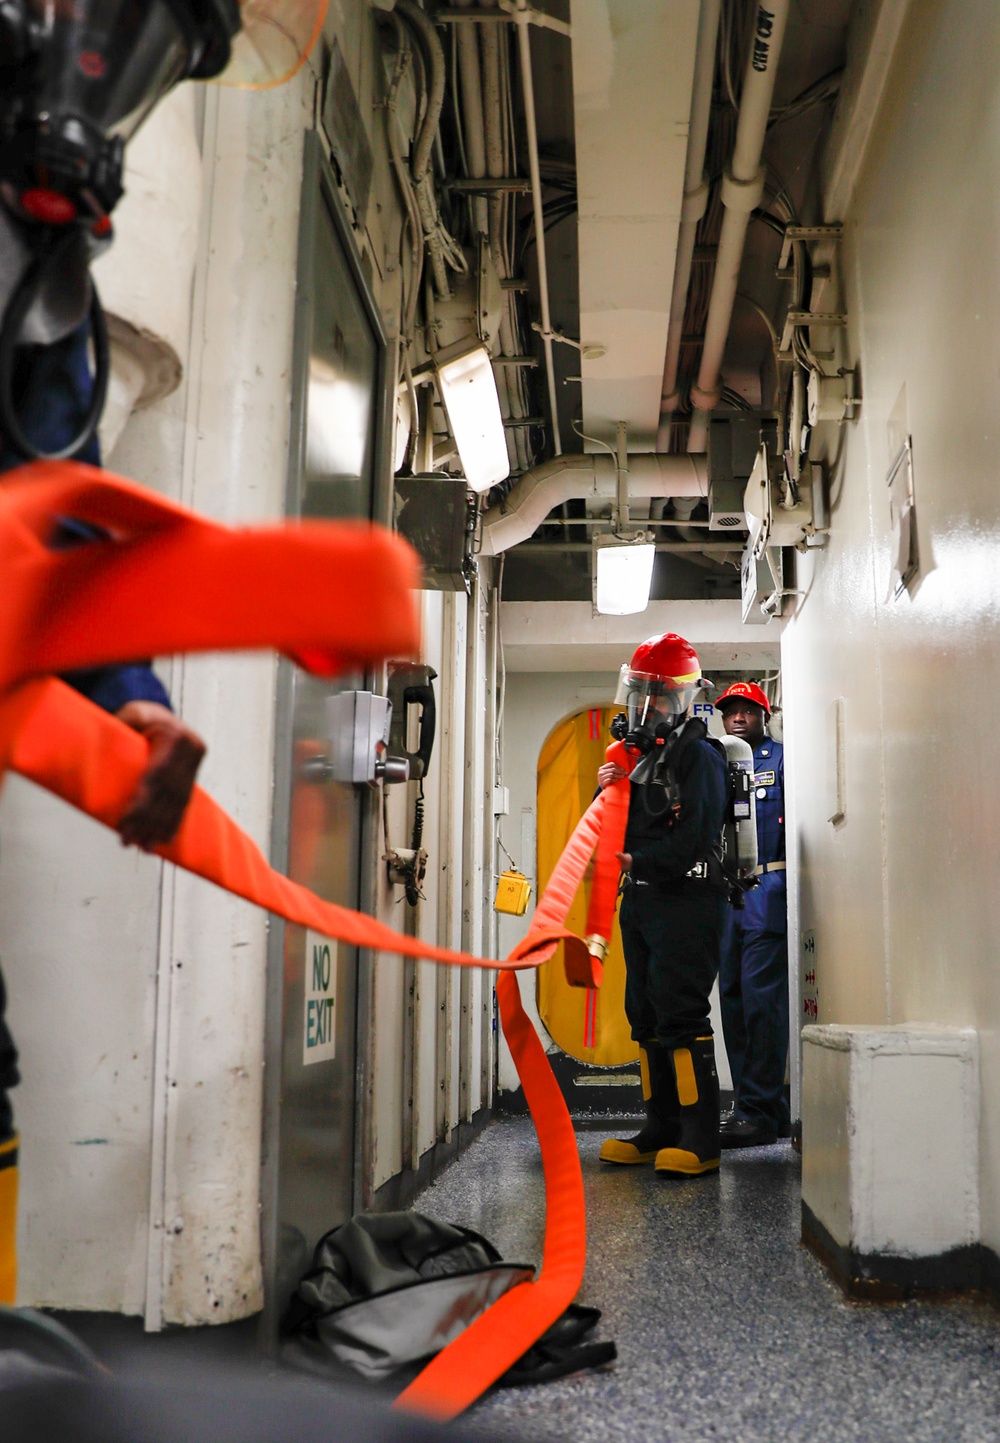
left=479, top=452, right=707, bottom=556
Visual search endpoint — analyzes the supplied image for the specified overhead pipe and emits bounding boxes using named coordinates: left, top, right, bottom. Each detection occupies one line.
left=612, top=420, right=629, bottom=535
left=656, top=0, right=723, bottom=450
left=397, top=0, right=445, bottom=183
left=687, top=0, right=791, bottom=454
left=479, top=19, right=505, bottom=261
left=479, top=453, right=708, bottom=555
left=453, top=0, right=489, bottom=236
left=481, top=12, right=530, bottom=471
left=397, top=0, right=451, bottom=298
left=513, top=0, right=562, bottom=455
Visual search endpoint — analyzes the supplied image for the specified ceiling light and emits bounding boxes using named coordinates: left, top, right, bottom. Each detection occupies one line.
left=593, top=534, right=656, bottom=615
left=435, top=341, right=510, bottom=494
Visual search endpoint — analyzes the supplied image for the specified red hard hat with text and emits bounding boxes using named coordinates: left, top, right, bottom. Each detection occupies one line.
left=629, top=633, right=701, bottom=683
left=715, top=681, right=771, bottom=716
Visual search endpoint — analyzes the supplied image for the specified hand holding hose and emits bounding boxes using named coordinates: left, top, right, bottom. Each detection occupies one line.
left=115, top=701, right=206, bottom=849
left=597, top=761, right=627, bottom=790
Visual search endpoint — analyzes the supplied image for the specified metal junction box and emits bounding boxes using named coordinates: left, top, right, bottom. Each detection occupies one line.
left=708, top=415, right=775, bottom=531
left=394, top=474, right=470, bottom=591
left=326, top=690, right=393, bottom=784
left=742, top=546, right=779, bottom=624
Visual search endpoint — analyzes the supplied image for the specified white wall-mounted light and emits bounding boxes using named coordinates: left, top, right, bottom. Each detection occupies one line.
left=593, top=534, right=656, bottom=615
left=435, top=340, right=510, bottom=494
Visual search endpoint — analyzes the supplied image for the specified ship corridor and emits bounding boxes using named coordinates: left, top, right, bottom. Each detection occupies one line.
left=6, top=0, right=1000, bottom=1438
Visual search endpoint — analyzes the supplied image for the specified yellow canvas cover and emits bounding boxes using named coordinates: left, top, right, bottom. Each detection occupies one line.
left=535, top=707, right=638, bottom=1067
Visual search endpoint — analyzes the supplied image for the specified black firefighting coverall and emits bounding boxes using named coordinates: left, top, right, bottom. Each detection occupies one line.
left=620, top=731, right=728, bottom=1048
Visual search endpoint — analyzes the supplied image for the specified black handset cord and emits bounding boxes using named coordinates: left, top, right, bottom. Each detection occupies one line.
left=405, top=778, right=426, bottom=908
left=0, top=230, right=110, bottom=461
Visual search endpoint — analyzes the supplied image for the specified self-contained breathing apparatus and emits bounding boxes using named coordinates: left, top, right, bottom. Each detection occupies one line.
left=0, top=0, right=242, bottom=459
left=0, top=0, right=324, bottom=461
left=611, top=635, right=758, bottom=904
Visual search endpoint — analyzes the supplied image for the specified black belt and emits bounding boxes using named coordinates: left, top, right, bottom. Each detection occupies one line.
left=623, top=864, right=712, bottom=888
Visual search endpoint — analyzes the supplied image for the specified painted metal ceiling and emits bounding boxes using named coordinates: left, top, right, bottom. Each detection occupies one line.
left=571, top=0, right=701, bottom=452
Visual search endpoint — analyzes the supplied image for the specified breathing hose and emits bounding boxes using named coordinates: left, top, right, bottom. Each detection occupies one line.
left=0, top=231, right=110, bottom=461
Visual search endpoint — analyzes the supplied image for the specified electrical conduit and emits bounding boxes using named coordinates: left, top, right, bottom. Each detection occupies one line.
left=481, top=12, right=530, bottom=472
left=687, top=0, right=791, bottom=454
left=514, top=0, right=562, bottom=455
left=453, top=0, right=489, bottom=237
left=656, top=0, right=722, bottom=448
left=396, top=0, right=454, bottom=300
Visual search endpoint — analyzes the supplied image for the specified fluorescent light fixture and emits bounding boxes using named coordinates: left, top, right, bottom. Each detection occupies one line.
left=435, top=341, right=510, bottom=493
left=594, top=535, right=656, bottom=615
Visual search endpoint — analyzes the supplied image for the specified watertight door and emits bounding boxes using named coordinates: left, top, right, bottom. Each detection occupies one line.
left=261, top=134, right=388, bottom=1329
left=536, top=707, right=639, bottom=1068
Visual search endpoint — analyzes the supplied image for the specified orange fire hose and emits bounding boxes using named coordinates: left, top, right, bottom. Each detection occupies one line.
left=0, top=461, right=624, bottom=1417
left=2, top=677, right=608, bottom=1417
left=0, top=460, right=423, bottom=685
left=581, top=737, right=636, bottom=951
left=0, top=676, right=601, bottom=984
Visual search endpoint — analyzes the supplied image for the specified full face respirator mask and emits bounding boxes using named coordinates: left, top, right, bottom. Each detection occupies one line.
left=0, top=0, right=240, bottom=459
left=0, top=0, right=324, bottom=460
left=0, top=0, right=240, bottom=221
left=613, top=665, right=701, bottom=754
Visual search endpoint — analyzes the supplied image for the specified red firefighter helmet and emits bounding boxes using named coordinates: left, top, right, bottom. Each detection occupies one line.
left=714, top=681, right=771, bottom=717
left=628, top=633, right=702, bottom=682
left=615, top=632, right=705, bottom=730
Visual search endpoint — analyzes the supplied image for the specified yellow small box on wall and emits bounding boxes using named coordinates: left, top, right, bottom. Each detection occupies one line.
left=494, top=870, right=531, bottom=916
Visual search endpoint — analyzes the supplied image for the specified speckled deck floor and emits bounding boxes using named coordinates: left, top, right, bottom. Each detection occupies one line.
left=416, top=1117, right=1000, bottom=1443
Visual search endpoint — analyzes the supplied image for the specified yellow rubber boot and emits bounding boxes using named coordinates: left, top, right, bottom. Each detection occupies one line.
left=0, top=1132, right=18, bottom=1304
left=600, top=1043, right=680, bottom=1164
left=655, top=1037, right=721, bottom=1178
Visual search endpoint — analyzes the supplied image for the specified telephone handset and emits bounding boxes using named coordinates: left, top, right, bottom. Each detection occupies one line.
left=387, top=663, right=437, bottom=781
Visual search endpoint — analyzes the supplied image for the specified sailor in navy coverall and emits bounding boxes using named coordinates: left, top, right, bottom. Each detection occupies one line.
left=715, top=683, right=788, bottom=1148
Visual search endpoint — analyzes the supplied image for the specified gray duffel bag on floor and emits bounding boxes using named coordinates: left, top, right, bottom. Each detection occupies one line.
left=281, top=1211, right=533, bottom=1383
